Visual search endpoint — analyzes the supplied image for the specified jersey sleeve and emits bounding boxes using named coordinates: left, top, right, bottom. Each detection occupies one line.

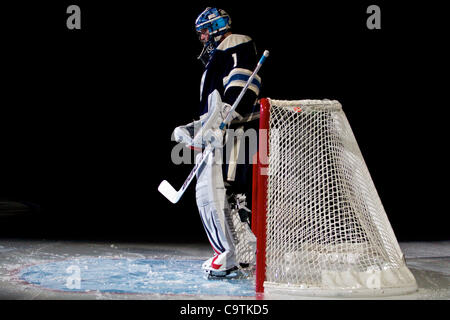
left=221, top=38, right=261, bottom=115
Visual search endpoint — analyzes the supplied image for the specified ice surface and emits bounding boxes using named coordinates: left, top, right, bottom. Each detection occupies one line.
left=18, top=258, right=255, bottom=296
left=0, top=239, right=448, bottom=300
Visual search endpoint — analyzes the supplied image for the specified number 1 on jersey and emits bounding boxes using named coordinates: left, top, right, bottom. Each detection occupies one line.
left=232, top=53, right=237, bottom=67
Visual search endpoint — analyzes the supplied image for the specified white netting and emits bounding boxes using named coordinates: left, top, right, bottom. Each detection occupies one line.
left=226, top=207, right=256, bottom=266
left=263, top=99, right=417, bottom=296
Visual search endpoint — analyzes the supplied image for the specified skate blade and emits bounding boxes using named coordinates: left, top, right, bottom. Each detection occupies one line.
left=204, top=268, right=249, bottom=280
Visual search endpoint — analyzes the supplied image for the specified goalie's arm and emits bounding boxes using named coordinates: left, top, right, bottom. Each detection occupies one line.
left=158, top=50, right=269, bottom=204
left=222, top=46, right=262, bottom=118
left=220, top=51, right=268, bottom=129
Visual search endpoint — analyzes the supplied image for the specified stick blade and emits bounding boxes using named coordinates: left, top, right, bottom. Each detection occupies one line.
left=158, top=180, right=180, bottom=204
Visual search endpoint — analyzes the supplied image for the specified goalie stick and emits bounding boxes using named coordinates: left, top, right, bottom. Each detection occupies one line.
left=158, top=50, right=270, bottom=204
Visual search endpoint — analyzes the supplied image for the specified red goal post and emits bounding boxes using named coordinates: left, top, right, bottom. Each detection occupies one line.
left=251, top=98, right=270, bottom=293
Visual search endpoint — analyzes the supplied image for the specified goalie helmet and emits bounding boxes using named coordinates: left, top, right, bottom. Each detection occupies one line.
left=195, top=7, right=231, bottom=65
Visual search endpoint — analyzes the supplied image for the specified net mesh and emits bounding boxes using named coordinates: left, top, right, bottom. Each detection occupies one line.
left=263, top=99, right=416, bottom=293
left=227, top=207, right=256, bottom=266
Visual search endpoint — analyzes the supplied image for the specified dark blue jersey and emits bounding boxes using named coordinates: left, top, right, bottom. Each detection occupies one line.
left=199, top=34, right=261, bottom=118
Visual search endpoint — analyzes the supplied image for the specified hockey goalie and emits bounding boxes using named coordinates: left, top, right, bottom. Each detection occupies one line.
left=171, top=7, right=262, bottom=278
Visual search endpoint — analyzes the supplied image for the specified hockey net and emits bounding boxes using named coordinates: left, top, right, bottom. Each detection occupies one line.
left=251, top=98, right=417, bottom=297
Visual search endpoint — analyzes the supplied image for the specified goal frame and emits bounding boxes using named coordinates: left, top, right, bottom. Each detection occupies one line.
left=251, top=98, right=417, bottom=297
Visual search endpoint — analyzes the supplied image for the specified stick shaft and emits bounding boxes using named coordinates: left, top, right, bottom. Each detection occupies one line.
left=158, top=50, right=270, bottom=203
left=220, top=50, right=269, bottom=129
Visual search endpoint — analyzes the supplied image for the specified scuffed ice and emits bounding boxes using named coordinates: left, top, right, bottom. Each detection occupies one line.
left=19, top=258, right=255, bottom=296
left=1, top=240, right=449, bottom=299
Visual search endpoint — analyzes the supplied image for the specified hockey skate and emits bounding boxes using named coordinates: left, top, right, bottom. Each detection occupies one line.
left=202, top=254, right=241, bottom=279
left=202, top=252, right=255, bottom=280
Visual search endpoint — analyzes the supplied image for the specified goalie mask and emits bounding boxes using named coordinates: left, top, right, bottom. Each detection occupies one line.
left=195, top=7, right=231, bottom=66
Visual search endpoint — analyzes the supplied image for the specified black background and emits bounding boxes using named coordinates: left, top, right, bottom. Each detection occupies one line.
left=0, top=0, right=447, bottom=243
